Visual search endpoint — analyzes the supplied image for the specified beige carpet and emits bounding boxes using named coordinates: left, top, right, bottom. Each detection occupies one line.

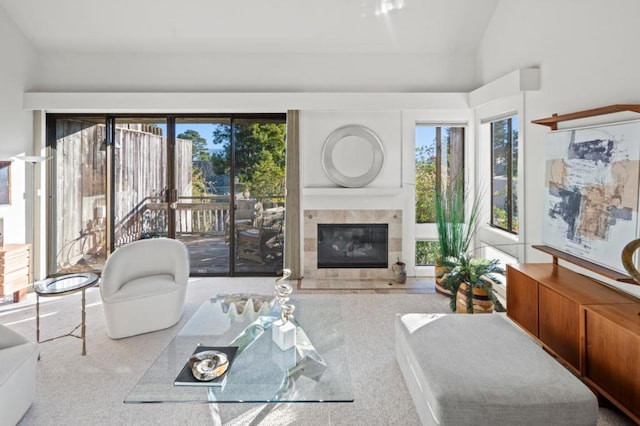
left=0, top=277, right=634, bottom=426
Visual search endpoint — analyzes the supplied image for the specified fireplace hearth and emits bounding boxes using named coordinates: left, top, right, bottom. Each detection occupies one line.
left=317, top=224, right=388, bottom=269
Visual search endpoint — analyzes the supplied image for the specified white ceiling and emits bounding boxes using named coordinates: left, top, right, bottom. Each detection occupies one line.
left=0, top=0, right=499, bottom=55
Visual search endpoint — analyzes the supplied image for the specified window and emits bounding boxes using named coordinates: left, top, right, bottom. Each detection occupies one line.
left=415, top=240, right=439, bottom=266
left=0, top=161, right=10, bottom=205
left=414, top=125, right=465, bottom=266
left=415, top=126, right=464, bottom=223
left=490, top=116, right=518, bottom=234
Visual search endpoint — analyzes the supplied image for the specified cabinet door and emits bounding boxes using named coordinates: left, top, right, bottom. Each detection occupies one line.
left=538, top=285, right=580, bottom=371
left=506, top=266, right=539, bottom=337
left=585, top=307, right=640, bottom=421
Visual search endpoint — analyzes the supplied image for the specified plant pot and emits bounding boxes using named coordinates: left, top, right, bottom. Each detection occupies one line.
left=392, top=262, right=407, bottom=284
left=434, top=259, right=452, bottom=296
left=455, top=282, right=494, bottom=314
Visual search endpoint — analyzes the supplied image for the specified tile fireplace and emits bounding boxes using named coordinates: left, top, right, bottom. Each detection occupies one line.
left=303, top=209, right=401, bottom=280
left=317, top=224, right=388, bottom=269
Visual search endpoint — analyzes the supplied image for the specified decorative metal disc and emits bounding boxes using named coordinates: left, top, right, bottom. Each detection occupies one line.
left=321, top=124, right=385, bottom=188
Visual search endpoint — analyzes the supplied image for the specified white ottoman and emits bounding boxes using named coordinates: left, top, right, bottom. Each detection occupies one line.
left=0, top=324, right=39, bottom=426
left=395, top=314, right=598, bottom=426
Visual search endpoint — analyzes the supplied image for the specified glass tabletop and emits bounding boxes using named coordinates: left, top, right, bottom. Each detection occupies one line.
left=125, top=294, right=354, bottom=404
left=34, top=272, right=99, bottom=296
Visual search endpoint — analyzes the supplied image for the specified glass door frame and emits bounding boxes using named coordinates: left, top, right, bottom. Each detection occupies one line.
left=46, top=112, right=286, bottom=277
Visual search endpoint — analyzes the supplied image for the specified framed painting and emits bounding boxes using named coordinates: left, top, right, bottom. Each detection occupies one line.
left=0, top=161, right=10, bottom=205
left=543, top=120, right=640, bottom=273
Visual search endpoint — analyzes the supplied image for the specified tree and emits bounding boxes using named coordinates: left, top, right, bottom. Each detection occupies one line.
left=210, top=122, right=286, bottom=197
left=191, top=166, right=207, bottom=196
left=177, top=129, right=210, bottom=162
left=491, top=118, right=518, bottom=231
left=415, top=144, right=437, bottom=223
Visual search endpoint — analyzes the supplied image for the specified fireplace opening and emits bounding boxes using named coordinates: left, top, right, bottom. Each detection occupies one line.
left=317, top=224, right=388, bottom=269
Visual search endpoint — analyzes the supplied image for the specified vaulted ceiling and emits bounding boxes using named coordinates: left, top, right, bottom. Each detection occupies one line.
left=0, top=0, right=500, bottom=55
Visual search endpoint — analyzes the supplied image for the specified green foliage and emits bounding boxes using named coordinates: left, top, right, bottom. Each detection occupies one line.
left=491, top=117, right=518, bottom=233
left=434, top=174, right=480, bottom=260
left=441, top=255, right=506, bottom=313
left=415, top=145, right=437, bottom=223
left=177, top=129, right=210, bottom=162
left=416, top=240, right=439, bottom=266
left=211, top=122, right=286, bottom=197
left=248, top=151, right=286, bottom=198
left=191, top=165, right=207, bottom=196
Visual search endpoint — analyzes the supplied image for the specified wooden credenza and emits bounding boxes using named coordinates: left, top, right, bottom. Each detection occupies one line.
left=507, top=263, right=640, bottom=424
left=0, top=244, right=31, bottom=302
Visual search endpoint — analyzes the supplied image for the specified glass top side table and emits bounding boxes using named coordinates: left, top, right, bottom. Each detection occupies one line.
left=34, top=272, right=99, bottom=355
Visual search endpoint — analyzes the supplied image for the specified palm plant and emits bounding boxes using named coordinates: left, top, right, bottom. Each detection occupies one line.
left=441, top=254, right=505, bottom=313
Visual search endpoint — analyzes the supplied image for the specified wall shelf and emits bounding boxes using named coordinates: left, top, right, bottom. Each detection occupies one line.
left=532, top=104, right=640, bottom=130
left=302, top=187, right=400, bottom=197
left=532, top=244, right=635, bottom=284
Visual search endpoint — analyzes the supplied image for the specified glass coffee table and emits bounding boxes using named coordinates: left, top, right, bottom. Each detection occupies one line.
left=125, top=294, right=354, bottom=404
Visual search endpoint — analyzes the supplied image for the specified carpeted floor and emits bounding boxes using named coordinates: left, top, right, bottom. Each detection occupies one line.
left=0, top=277, right=635, bottom=426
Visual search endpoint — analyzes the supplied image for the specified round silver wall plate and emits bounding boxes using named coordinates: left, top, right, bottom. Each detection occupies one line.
left=321, top=124, right=385, bottom=188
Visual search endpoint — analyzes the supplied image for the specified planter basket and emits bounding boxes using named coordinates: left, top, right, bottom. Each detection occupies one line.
left=455, top=282, right=493, bottom=314
left=434, top=260, right=451, bottom=296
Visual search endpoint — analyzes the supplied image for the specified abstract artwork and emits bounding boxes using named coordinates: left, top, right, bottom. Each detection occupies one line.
left=543, top=121, right=640, bottom=272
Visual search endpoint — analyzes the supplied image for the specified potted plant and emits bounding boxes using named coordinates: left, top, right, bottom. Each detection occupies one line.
left=433, top=174, right=481, bottom=295
left=441, top=254, right=505, bottom=313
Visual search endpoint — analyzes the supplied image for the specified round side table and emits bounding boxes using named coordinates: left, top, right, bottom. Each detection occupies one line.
left=34, top=272, right=99, bottom=356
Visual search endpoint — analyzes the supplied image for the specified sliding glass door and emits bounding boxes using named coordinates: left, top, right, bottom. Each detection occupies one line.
left=233, top=118, right=286, bottom=274
left=174, top=118, right=231, bottom=275
left=47, top=114, right=286, bottom=277
left=50, top=117, right=107, bottom=274
left=112, top=118, right=169, bottom=249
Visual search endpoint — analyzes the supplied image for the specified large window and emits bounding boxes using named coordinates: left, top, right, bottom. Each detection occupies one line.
left=491, top=116, right=518, bottom=234
left=414, top=125, right=464, bottom=266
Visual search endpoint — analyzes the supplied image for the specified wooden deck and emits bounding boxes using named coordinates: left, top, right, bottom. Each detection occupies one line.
left=56, top=234, right=282, bottom=276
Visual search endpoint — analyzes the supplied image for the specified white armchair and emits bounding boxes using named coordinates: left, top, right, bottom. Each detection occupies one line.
left=0, top=325, right=39, bottom=425
left=100, top=238, right=190, bottom=339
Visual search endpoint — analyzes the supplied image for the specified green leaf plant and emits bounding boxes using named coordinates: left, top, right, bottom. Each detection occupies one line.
left=434, top=173, right=481, bottom=262
left=441, top=254, right=506, bottom=313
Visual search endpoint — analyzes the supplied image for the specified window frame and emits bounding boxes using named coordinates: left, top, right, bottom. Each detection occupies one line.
left=490, top=116, right=518, bottom=235
left=414, top=124, right=466, bottom=268
left=0, top=161, right=11, bottom=205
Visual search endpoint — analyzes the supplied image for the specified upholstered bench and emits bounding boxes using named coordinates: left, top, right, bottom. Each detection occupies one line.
left=395, top=314, right=598, bottom=426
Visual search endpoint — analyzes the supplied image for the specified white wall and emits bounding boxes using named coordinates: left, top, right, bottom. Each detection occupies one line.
left=0, top=6, right=36, bottom=244
left=32, top=52, right=476, bottom=93
left=476, top=0, right=640, bottom=297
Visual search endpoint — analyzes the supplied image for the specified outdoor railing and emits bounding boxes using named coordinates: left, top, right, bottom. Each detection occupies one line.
left=114, top=194, right=284, bottom=248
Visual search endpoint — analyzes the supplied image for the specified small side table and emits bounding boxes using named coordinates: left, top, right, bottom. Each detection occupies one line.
left=34, top=272, right=99, bottom=356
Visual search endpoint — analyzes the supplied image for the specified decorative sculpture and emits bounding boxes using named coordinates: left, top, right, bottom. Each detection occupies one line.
left=272, top=269, right=296, bottom=350
left=621, top=239, right=640, bottom=283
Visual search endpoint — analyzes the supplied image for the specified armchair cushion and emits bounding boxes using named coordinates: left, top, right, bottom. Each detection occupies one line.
left=105, top=274, right=177, bottom=303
